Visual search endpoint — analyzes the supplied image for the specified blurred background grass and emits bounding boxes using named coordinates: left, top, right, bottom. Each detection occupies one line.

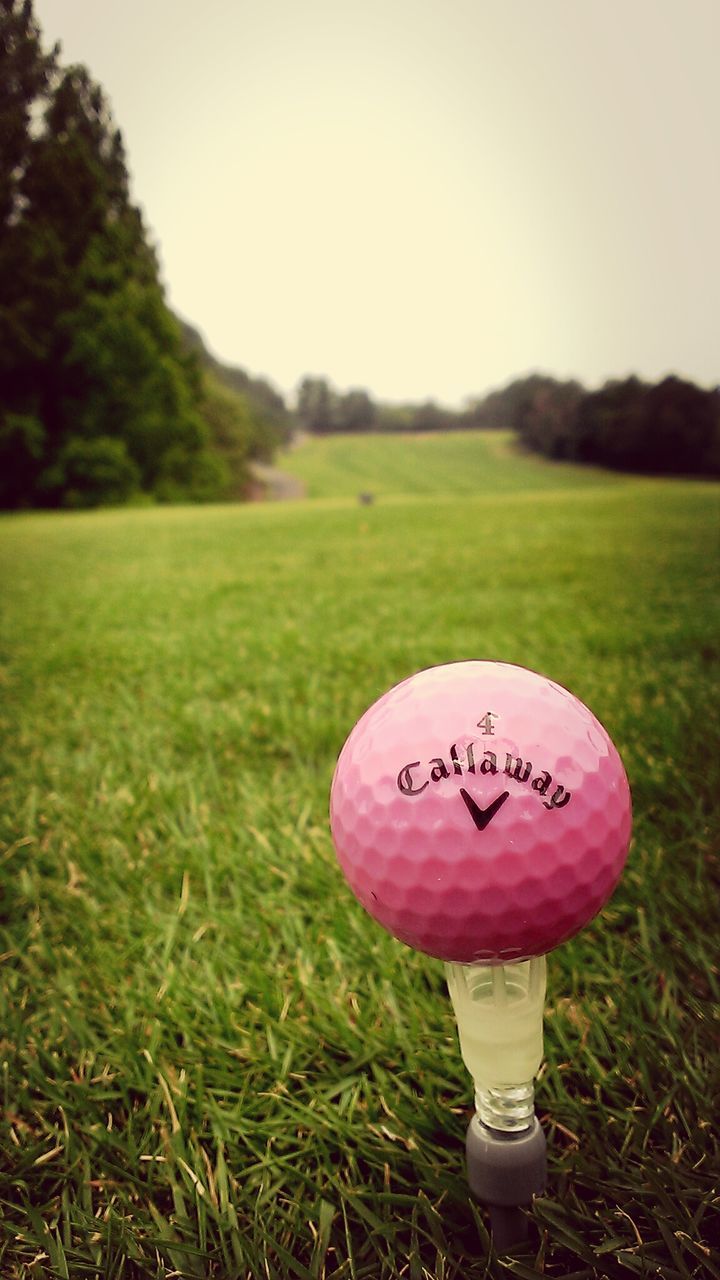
left=276, top=429, right=628, bottom=498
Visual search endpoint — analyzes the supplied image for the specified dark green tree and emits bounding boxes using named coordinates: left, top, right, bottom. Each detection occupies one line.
left=0, top=412, right=46, bottom=506
left=513, top=376, right=584, bottom=459
left=410, top=401, right=450, bottom=433
left=573, top=378, right=648, bottom=469
left=512, top=372, right=719, bottom=476
left=0, top=1, right=228, bottom=507
left=177, top=317, right=291, bottom=461
left=0, top=0, right=56, bottom=431
left=464, top=376, right=554, bottom=431
left=335, top=389, right=377, bottom=433
left=644, top=377, right=719, bottom=473
left=199, top=375, right=255, bottom=498
left=39, top=435, right=140, bottom=508
left=296, top=377, right=337, bottom=434
left=0, top=0, right=56, bottom=227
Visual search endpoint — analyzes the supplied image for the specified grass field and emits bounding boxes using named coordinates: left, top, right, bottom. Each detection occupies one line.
left=277, top=430, right=630, bottom=499
left=1, top=433, right=719, bottom=1279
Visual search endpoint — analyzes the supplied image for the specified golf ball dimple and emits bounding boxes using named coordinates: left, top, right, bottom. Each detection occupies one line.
left=329, top=661, right=632, bottom=964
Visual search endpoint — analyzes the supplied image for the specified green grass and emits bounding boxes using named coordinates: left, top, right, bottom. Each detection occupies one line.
left=278, top=430, right=629, bottom=499
left=1, top=444, right=719, bottom=1278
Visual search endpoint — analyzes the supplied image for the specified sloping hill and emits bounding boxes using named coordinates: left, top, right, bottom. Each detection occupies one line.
left=278, top=429, right=629, bottom=499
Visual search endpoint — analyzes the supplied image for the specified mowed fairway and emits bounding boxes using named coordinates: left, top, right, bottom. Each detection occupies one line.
left=1, top=437, right=719, bottom=1279
left=279, top=429, right=629, bottom=498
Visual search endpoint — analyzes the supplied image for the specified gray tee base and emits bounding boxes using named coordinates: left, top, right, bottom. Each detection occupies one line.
left=488, top=1205, right=533, bottom=1252
left=466, top=1114, right=547, bottom=1251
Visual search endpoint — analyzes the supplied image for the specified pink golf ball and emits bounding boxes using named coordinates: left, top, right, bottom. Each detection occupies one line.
left=330, top=661, right=631, bottom=964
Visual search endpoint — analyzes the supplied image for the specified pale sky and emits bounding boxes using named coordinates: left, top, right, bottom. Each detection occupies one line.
left=34, top=0, right=720, bottom=407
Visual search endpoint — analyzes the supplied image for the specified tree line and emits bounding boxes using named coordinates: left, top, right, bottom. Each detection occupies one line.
left=482, top=373, right=719, bottom=475
left=296, top=377, right=494, bottom=436
left=0, top=0, right=290, bottom=510
left=297, top=373, right=719, bottom=476
left=2, top=0, right=716, bottom=510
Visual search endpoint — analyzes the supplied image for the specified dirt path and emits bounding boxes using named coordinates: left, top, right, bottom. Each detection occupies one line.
left=249, top=459, right=306, bottom=501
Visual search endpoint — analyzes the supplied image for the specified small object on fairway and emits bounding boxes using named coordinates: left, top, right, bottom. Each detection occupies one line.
left=330, top=660, right=631, bottom=964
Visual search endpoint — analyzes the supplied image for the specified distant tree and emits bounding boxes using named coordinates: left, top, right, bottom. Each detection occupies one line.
left=375, top=403, right=415, bottom=432
left=644, top=376, right=719, bottom=473
left=573, top=377, right=648, bottom=469
left=199, top=374, right=255, bottom=497
left=178, top=318, right=292, bottom=459
left=335, top=389, right=377, bottom=433
left=702, top=387, right=720, bottom=473
left=296, top=377, right=337, bottom=433
left=514, top=376, right=584, bottom=459
left=464, top=375, right=563, bottom=433
left=514, top=372, right=720, bottom=476
left=410, top=401, right=449, bottom=432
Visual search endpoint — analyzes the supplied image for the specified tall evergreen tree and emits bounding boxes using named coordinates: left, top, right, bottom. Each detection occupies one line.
left=0, top=1, right=224, bottom=507
left=0, top=0, right=56, bottom=431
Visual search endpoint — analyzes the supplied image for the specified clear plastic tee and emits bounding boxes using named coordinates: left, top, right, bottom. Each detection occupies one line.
left=445, top=956, right=547, bottom=1133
